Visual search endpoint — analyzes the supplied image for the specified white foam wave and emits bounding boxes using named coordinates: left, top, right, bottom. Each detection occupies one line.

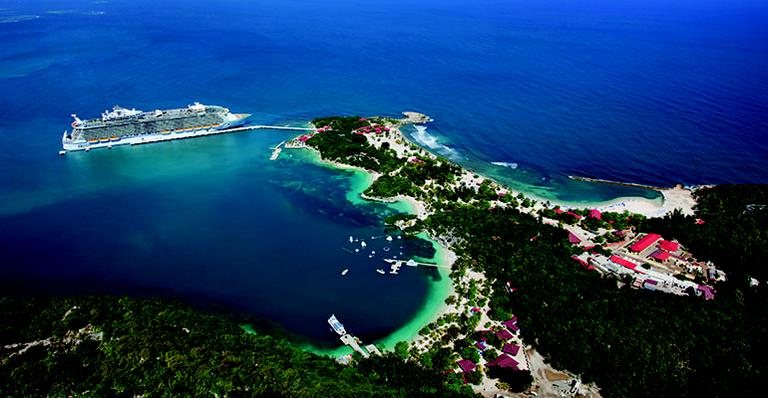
left=491, top=161, right=518, bottom=169
left=411, top=125, right=457, bottom=157
left=0, top=15, right=40, bottom=24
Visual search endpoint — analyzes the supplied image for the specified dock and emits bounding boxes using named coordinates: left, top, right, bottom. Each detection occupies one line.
left=340, top=334, right=369, bottom=358
left=383, top=258, right=450, bottom=269
left=270, top=140, right=285, bottom=160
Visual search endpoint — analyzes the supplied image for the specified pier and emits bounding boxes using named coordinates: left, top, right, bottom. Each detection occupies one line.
left=383, top=258, right=450, bottom=269
left=270, top=141, right=285, bottom=160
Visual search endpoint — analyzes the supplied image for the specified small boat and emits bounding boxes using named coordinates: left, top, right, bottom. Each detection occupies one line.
left=84, top=147, right=90, bottom=152
left=58, top=150, right=66, bottom=156
left=328, top=314, right=347, bottom=336
left=397, top=236, right=402, bottom=239
left=355, top=248, right=359, bottom=253
left=386, top=236, right=393, bottom=242
left=349, top=236, right=354, bottom=243
left=341, top=268, right=349, bottom=276
left=376, top=269, right=385, bottom=275
left=361, top=241, right=367, bottom=248
left=371, top=250, right=376, bottom=255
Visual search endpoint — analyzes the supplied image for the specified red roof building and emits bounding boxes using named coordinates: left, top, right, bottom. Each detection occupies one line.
left=488, top=354, right=519, bottom=369
left=697, top=285, right=715, bottom=300
left=502, top=343, right=521, bottom=356
left=650, top=250, right=671, bottom=261
left=566, top=211, right=583, bottom=220
left=610, top=255, right=641, bottom=271
left=568, top=232, right=582, bottom=244
left=457, top=359, right=476, bottom=373
left=630, top=233, right=662, bottom=252
left=588, top=209, right=602, bottom=220
left=496, top=329, right=514, bottom=340
left=554, top=208, right=564, bottom=215
left=504, top=316, right=518, bottom=326
left=659, top=240, right=680, bottom=252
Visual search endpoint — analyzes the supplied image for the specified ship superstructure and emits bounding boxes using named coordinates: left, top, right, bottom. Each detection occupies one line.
left=61, top=102, right=250, bottom=151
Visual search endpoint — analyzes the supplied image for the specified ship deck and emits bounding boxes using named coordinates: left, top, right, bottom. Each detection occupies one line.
left=62, top=124, right=312, bottom=152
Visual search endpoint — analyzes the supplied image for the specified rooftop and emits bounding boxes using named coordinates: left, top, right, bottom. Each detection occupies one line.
left=630, top=233, right=662, bottom=252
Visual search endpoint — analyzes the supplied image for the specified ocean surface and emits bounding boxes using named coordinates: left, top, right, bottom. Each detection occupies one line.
left=1, top=0, right=767, bottom=347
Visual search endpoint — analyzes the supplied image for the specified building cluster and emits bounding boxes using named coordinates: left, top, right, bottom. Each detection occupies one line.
left=456, top=316, right=528, bottom=377
left=572, top=231, right=720, bottom=300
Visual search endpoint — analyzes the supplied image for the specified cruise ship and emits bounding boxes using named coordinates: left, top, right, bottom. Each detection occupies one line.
left=61, top=102, right=250, bottom=151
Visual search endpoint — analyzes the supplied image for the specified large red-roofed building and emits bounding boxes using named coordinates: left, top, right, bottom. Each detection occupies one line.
left=630, top=233, right=661, bottom=252
left=659, top=240, right=680, bottom=252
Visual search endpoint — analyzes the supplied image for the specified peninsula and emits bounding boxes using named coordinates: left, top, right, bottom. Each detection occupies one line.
left=286, top=113, right=768, bottom=397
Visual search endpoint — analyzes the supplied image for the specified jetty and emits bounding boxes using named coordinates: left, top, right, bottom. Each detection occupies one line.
left=568, top=175, right=665, bottom=191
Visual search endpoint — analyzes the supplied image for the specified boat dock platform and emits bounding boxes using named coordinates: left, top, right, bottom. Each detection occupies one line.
left=270, top=141, right=285, bottom=160
left=383, top=258, right=450, bottom=269
left=340, top=334, right=369, bottom=358
left=60, top=124, right=313, bottom=153
left=328, top=314, right=381, bottom=361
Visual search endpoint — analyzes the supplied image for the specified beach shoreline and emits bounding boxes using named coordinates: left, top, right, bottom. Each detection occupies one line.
left=287, top=115, right=699, bottom=360
left=289, top=143, right=457, bottom=355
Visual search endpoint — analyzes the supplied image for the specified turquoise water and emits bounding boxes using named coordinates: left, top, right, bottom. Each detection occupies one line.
left=1, top=0, right=767, bottom=347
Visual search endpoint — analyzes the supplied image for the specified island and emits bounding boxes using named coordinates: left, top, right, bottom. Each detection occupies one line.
left=2, top=114, right=767, bottom=398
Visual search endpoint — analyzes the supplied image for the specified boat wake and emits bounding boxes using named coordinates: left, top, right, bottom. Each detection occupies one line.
left=411, top=125, right=457, bottom=158
left=491, top=161, right=518, bottom=169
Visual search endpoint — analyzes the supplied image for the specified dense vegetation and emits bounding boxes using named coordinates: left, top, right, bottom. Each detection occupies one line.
left=308, top=116, right=403, bottom=174
left=413, top=185, right=768, bottom=397
left=308, top=116, right=460, bottom=201
left=639, top=185, right=768, bottom=281
left=0, top=296, right=475, bottom=397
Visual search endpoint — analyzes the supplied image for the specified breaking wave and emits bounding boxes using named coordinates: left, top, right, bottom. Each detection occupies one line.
left=491, top=161, right=518, bottom=169
left=411, top=125, right=457, bottom=157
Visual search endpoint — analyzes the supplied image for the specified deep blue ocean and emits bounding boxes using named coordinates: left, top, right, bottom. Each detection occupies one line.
left=1, top=0, right=767, bottom=346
